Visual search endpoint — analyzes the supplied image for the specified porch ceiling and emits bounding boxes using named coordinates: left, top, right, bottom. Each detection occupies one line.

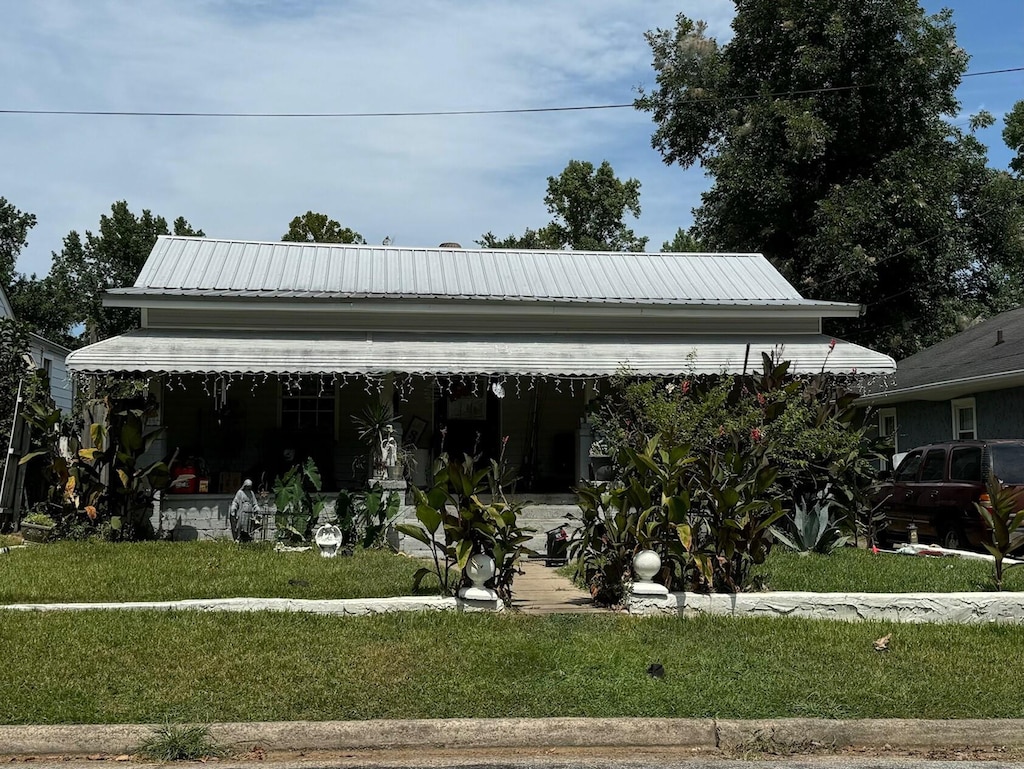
left=66, top=329, right=895, bottom=377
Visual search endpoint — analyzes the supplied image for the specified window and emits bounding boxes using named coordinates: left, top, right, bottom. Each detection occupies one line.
left=919, top=449, right=946, bottom=482
left=281, top=380, right=335, bottom=433
left=951, top=398, right=977, bottom=440
left=878, top=407, right=897, bottom=452
left=949, top=446, right=982, bottom=482
left=895, top=450, right=923, bottom=482
left=43, top=357, right=52, bottom=378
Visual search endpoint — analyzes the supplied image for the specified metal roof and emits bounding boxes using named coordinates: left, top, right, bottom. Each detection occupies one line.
left=119, top=236, right=857, bottom=309
left=66, top=329, right=895, bottom=377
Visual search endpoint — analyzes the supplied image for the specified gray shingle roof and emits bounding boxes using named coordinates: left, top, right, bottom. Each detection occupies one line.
left=874, top=306, right=1024, bottom=395
left=117, top=236, right=858, bottom=308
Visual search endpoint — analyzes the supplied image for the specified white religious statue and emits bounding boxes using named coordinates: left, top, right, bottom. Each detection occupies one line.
left=381, top=423, right=399, bottom=478
left=229, top=478, right=259, bottom=542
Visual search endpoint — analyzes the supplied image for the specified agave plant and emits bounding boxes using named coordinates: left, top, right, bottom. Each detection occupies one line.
left=771, top=487, right=849, bottom=555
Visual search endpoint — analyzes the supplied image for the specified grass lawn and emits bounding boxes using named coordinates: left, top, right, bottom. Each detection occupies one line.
left=751, top=547, right=1024, bottom=592
left=1, top=611, right=1021, bottom=723
left=0, top=542, right=432, bottom=603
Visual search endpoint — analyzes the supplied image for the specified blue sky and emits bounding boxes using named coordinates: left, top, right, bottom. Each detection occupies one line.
left=1, top=0, right=1021, bottom=278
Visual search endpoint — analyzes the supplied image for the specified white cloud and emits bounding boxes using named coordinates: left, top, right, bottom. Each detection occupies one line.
left=1, top=0, right=737, bottom=273
left=5, top=0, right=1013, bottom=278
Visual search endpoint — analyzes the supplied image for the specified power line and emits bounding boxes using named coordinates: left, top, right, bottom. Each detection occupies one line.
left=1, top=66, right=1020, bottom=119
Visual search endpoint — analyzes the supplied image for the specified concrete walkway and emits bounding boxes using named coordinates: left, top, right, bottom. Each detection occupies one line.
left=511, top=559, right=609, bottom=614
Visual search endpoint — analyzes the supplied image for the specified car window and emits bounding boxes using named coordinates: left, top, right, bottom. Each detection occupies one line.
left=989, top=444, right=1024, bottom=484
left=895, top=450, right=923, bottom=482
left=919, top=449, right=946, bottom=482
left=950, top=446, right=982, bottom=482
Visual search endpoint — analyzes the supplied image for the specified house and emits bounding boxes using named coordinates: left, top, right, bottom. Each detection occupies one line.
left=0, top=284, right=72, bottom=413
left=0, top=283, right=73, bottom=524
left=859, top=306, right=1024, bottom=455
left=65, top=237, right=895, bottom=540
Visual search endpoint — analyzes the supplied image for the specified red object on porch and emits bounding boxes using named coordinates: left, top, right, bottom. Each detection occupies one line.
left=169, top=464, right=198, bottom=494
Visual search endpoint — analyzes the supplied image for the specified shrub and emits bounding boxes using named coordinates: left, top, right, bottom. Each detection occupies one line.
left=770, top=486, right=850, bottom=555
left=397, top=454, right=534, bottom=604
left=976, top=476, right=1024, bottom=590
left=273, top=458, right=325, bottom=544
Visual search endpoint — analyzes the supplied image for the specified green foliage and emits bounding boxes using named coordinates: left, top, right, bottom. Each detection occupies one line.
left=332, top=483, right=402, bottom=551
left=282, top=211, right=365, bottom=244
left=397, top=454, right=534, bottom=603
left=636, top=4, right=1022, bottom=358
left=771, top=486, right=850, bottom=554
left=0, top=317, right=30, bottom=451
left=590, top=355, right=882, bottom=533
left=350, top=401, right=397, bottom=479
left=19, top=393, right=169, bottom=541
left=137, top=723, right=227, bottom=761
left=0, top=197, right=36, bottom=288
left=572, top=431, right=786, bottom=597
left=479, top=159, right=647, bottom=252
left=40, top=201, right=203, bottom=344
left=273, top=458, right=325, bottom=544
left=976, top=476, right=1024, bottom=591
left=22, top=511, right=55, bottom=527
left=660, top=227, right=703, bottom=253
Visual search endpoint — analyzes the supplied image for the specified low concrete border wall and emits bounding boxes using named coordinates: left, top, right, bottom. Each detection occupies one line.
left=0, top=595, right=464, bottom=615
left=629, top=590, right=1024, bottom=623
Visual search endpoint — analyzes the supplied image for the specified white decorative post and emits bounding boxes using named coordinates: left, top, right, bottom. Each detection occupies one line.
left=458, top=553, right=503, bottom=612
left=631, top=549, right=669, bottom=596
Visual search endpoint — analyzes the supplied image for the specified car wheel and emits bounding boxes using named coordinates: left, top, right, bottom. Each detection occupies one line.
left=940, top=527, right=966, bottom=551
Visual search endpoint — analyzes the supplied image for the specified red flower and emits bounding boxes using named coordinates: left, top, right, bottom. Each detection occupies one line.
left=829, top=338, right=837, bottom=351
left=682, top=379, right=691, bottom=394
left=750, top=427, right=762, bottom=442
left=756, top=392, right=766, bottom=407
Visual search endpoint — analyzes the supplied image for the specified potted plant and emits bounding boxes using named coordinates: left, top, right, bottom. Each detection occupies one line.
left=20, top=510, right=56, bottom=543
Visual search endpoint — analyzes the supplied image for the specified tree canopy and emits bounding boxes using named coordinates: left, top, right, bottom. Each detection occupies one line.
left=24, top=201, right=205, bottom=345
left=637, top=0, right=1024, bottom=358
left=480, top=159, right=648, bottom=252
left=282, top=211, right=365, bottom=244
left=0, top=197, right=36, bottom=290
left=661, top=227, right=703, bottom=253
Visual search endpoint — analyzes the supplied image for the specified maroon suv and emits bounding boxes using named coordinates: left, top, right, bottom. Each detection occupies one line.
left=874, top=439, right=1024, bottom=551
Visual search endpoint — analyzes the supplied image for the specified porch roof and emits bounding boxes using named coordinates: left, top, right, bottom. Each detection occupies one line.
left=66, top=329, right=895, bottom=377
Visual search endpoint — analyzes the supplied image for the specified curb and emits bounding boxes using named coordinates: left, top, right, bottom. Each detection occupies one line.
left=2, top=718, right=1023, bottom=756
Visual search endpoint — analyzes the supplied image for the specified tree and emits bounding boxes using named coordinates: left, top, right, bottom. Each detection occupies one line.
left=0, top=198, right=36, bottom=289
left=282, top=212, right=365, bottom=244
left=1005, top=100, right=1024, bottom=176
left=479, top=159, right=648, bottom=252
left=661, top=227, right=703, bottom=252
left=636, top=1, right=1009, bottom=358
left=46, top=202, right=204, bottom=343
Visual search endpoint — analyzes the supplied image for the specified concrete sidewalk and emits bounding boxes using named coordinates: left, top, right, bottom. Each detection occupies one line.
left=2, top=718, right=1023, bottom=758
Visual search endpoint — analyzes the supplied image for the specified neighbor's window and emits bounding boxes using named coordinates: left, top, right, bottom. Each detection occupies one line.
left=281, top=380, right=335, bottom=433
left=878, top=407, right=897, bottom=452
left=951, top=398, right=977, bottom=440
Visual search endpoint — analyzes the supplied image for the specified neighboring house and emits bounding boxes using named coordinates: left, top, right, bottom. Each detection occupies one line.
left=859, top=306, right=1024, bottom=455
left=65, top=237, right=895, bottom=539
left=0, top=284, right=72, bottom=412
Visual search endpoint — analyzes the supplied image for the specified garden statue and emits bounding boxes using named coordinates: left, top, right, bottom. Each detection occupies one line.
left=381, top=423, right=398, bottom=476
left=229, top=478, right=258, bottom=542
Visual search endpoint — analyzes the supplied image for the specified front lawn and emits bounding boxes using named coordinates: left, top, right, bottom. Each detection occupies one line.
left=0, top=542, right=430, bottom=603
left=751, top=547, right=1024, bottom=593
left=1, top=611, right=1021, bottom=723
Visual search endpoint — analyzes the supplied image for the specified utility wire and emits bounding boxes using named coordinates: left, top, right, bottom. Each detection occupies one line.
left=1, top=66, right=1020, bottom=119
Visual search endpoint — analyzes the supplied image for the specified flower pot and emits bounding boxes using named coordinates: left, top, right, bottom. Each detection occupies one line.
left=20, top=522, right=54, bottom=544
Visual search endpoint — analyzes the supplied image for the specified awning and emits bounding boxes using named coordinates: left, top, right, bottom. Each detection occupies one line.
left=66, top=329, right=895, bottom=377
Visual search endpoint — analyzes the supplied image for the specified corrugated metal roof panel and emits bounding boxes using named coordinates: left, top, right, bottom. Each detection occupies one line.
left=67, top=329, right=895, bottom=377
left=131, top=236, right=812, bottom=304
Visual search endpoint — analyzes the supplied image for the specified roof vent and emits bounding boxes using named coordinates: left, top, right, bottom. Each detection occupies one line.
left=997, top=328, right=1005, bottom=345
left=438, top=242, right=462, bottom=249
